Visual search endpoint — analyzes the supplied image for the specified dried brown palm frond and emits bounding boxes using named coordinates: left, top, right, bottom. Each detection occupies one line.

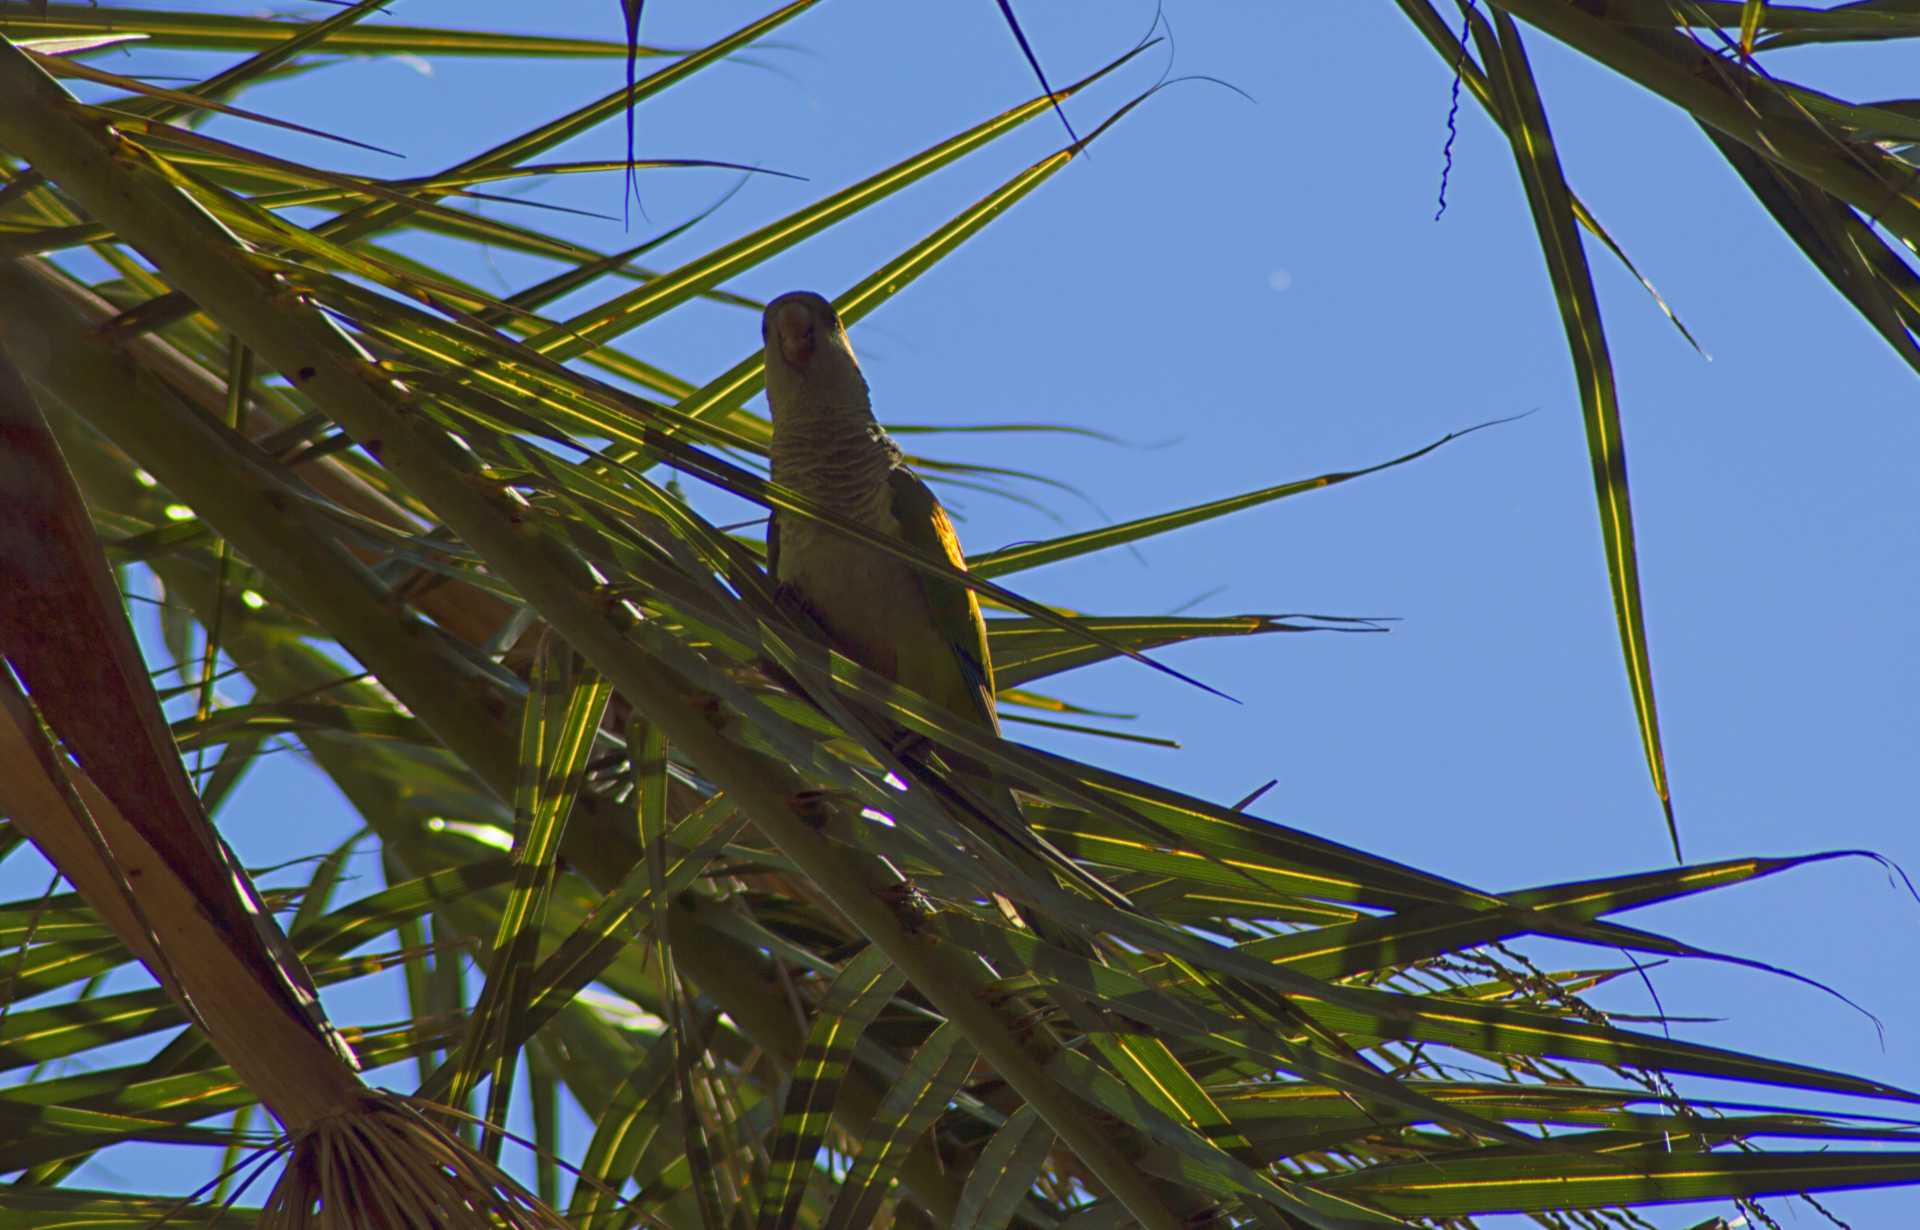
left=260, top=1093, right=569, bottom=1230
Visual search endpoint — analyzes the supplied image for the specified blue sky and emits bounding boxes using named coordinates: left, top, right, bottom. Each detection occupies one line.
left=7, top=2, right=1918, bottom=1224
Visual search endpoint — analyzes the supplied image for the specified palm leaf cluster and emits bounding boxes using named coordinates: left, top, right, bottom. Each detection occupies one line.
left=0, top=3, right=1915, bottom=1228
left=1383, top=0, right=1920, bottom=853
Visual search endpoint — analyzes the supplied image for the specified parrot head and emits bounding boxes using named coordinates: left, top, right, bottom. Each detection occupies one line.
left=762, top=291, right=869, bottom=416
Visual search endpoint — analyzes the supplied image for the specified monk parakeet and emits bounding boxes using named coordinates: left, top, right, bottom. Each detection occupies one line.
left=761, top=291, right=1130, bottom=928
left=761, top=291, right=998, bottom=737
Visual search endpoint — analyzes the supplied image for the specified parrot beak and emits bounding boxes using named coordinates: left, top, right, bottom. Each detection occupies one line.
left=772, top=300, right=815, bottom=369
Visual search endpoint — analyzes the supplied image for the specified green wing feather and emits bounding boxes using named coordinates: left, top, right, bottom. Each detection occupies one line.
left=887, top=465, right=999, bottom=733
left=890, top=466, right=1134, bottom=918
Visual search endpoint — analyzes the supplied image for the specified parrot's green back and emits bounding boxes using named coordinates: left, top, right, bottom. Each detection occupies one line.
left=883, top=466, right=998, bottom=732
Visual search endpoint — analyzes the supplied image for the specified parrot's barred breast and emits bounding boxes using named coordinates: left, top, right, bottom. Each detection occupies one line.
left=772, top=423, right=928, bottom=684
left=777, top=519, right=931, bottom=682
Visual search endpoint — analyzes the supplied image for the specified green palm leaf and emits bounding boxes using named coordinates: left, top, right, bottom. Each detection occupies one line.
left=0, top=4, right=1913, bottom=1226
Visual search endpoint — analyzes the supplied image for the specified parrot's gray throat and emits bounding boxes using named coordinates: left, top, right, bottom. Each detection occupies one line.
left=765, top=304, right=903, bottom=520
left=770, top=411, right=904, bottom=521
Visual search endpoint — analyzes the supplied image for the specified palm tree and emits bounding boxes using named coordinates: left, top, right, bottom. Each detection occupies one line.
left=0, top=3, right=1914, bottom=1227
